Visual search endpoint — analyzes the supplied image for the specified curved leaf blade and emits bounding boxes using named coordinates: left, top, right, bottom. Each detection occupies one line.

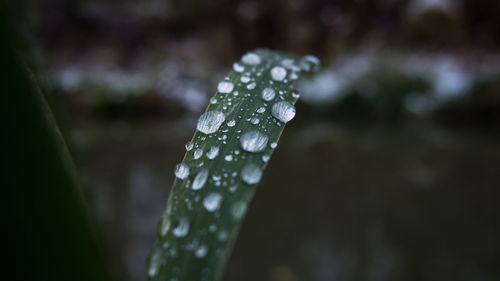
left=148, top=49, right=319, bottom=281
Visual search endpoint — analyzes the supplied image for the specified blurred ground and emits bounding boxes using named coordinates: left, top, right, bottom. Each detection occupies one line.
left=16, top=0, right=500, bottom=280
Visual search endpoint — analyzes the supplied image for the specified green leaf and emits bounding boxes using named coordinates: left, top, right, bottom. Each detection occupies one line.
left=147, top=49, right=319, bottom=281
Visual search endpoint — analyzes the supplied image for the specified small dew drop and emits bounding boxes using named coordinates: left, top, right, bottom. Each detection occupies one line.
left=270, top=66, right=287, bottom=81
left=231, top=201, right=247, bottom=220
left=192, top=168, right=208, bottom=190
left=227, top=119, right=236, bottom=127
left=242, top=52, right=261, bottom=65
left=241, top=163, right=263, bottom=184
left=172, top=217, right=190, bottom=237
left=148, top=249, right=162, bottom=278
left=292, top=90, right=300, bottom=99
left=174, top=163, right=190, bottom=180
left=197, top=111, right=226, bottom=134
left=206, top=146, right=219, bottom=159
left=203, top=192, right=223, bottom=212
left=195, top=244, right=208, bottom=259
left=270, top=142, right=277, bottom=149
left=261, top=88, right=276, bottom=101
left=247, top=82, right=256, bottom=90
left=185, top=142, right=194, bottom=151
left=233, top=62, right=244, bottom=72
left=240, top=75, right=251, bottom=83
left=225, top=154, right=233, bottom=162
left=262, top=155, right=270, bottom=162
left=250, top=118, right=260, bottom=125
left=240, top=130, right=268, bottom=152
left=193, top=148, right=203, bottom=159
left=217, top=81, right=234, bottom=93
left=256, top=107, right=266, bottom=113
left=271, top=101, right=296, bottom=123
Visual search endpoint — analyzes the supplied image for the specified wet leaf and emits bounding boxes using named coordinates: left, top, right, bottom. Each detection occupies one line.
left=147, top=49, right=319, bottom=281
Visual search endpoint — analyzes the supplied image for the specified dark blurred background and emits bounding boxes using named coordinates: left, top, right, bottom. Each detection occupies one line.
left=13, top=0, right=500, bottom=280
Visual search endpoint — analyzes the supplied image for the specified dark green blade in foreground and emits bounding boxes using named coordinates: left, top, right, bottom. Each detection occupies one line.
left=148, top=49, right=319, bottom=281
left=1, top=10, right=110, bottom=281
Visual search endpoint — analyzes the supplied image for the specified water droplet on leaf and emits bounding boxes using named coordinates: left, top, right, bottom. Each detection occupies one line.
left=192, top=168, right=208, bottom=190
left=271, top=101, right=296, bottom=123
left=174, top=163, right=190, bottom=180
left=217, top=81, right=234, bottom=93
left=241, top=163, right=263, bottom=184
left=203, top=192, right=223, bottom=212
left=240, top=130, right=268, bottom=152
left=197, top=111, right=226, bottom=134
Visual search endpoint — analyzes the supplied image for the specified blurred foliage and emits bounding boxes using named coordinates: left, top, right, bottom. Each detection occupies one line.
left=302, top=67, right=432, bottom=126
left=1, top=4, right=110, bottom=281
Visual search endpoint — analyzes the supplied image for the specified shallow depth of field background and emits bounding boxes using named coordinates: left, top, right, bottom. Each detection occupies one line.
left=20, top=0, right=500, bottom=281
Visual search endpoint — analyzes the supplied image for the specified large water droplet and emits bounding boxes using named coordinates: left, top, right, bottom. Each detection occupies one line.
left=240, top=130, right=268, bottom=152
left=192, top=168, right=208, bottom=190
left=172, top=217, right=190, bottom=237
left=271, top=66, right=287, bottom=81
left=271, top=101, right=296, bottom=123
left=261, top=87, right=275, bottom=101
left=203, top=192, right=223, bottom=212
left=174, top=163, right=190, bottom=180
left=206, top=146, right=219, bottom=159
left=242, top=52, right=261, bottom=65
left=241, top=163, right=263, bottom=184
left=217, top=81, right=234, bottom=93
left=197, top=111, right=225, bottom=134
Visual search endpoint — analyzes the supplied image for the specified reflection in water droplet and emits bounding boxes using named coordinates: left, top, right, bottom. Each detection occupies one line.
left=241, top=163, right=263, bottom=184
left=174, top=163, right=190, bottom=180
left=242, top=52, right=261, bottom=65
left=240, top=130, right=268, bottom=152
left=197, top=111, right=226, bottom=134
left=192, top=168, right=208, bottom=190
left=173, top=217, right=190, bottom=237
left=271, top=66, right=287, bottom=81
left=203, top=192, right=223, bottom=212
left=206, top=146, right=219, bottom=159
left=271, top=101, right=296, bottom=123
left=217, top=81, right=234, bottom=93
left=261, top=87, right=275, bottom=101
